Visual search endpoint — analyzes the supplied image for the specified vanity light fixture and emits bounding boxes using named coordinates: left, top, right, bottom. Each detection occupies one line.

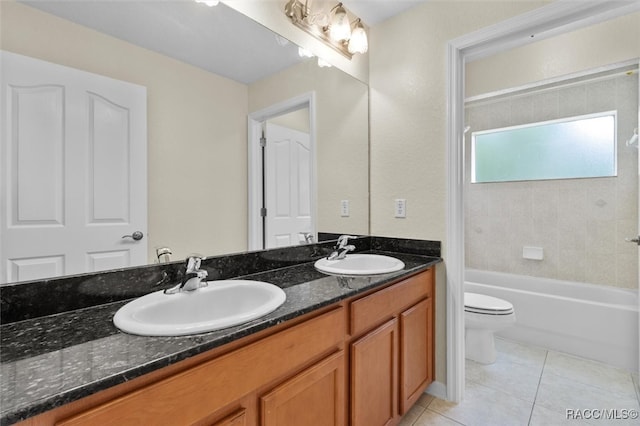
left=284, top=0, right=368, bottom=59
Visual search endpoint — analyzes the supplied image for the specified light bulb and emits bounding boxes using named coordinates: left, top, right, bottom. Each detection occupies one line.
left=348, top=21, right=368, bottom=54
left=329, top=4, right=351, bottom=42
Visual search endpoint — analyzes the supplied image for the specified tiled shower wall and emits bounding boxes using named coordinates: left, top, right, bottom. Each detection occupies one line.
left=465, top=70, right=639, bottom=289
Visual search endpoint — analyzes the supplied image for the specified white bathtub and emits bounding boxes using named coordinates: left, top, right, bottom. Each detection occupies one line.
left=465, top=269, right=639, bottom=371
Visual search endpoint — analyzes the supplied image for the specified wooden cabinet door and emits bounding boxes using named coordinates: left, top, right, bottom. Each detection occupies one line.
left=210, top=408, right=247, bottom=426
left=350, top=318, right=398, bottom=426
left=399, top=298, right=432, bottom=414
left=261, top=351, right=345, bottom=426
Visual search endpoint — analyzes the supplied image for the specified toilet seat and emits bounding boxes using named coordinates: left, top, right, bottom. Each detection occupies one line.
left=465, top=292, right=514, bottom=315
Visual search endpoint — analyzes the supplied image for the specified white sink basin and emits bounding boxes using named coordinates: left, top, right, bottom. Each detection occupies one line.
left=113, top=280, right=286, bottom=336
left=314, top=254, right=405, bottom=276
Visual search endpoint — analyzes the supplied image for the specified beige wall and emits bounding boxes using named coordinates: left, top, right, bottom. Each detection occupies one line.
left=369, top=1, right=547, bottom=245
left=1, top=1, right=249, bottom=262
left=249, top=59, right=369, bottom=236
left=466, top=12, right=640, bottom=97
left=368, top=0, right=549, bottom=386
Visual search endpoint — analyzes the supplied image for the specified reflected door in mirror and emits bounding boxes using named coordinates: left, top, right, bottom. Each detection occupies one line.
left=264, top=122, right=313, bottom=248
left=0, top=52, right=147, bottom=284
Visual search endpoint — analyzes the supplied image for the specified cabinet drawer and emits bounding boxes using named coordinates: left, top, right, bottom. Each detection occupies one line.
left=57, top=307, right=345, bottom=426
left=350, top=269, right=432, bottom=337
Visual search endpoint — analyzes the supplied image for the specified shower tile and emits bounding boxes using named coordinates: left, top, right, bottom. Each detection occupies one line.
left=556, top=249, right=587, bottom=283
left=487, top=102, right=512, bottom=129
left=616, top=219, right=637, bottom=252
left=585, top=180, right=617, bottom=222
left=586, top=79, right=617, bottom=112
left=543, top=351, right=638, bottom=401
left=558, top=85, right=587, bottom=117
left=584, top=252, right=616, bottom=286
left=413, top=409, right=466, bottom=426
left=558, top=183, right=588, bottom=222
left=532, top=91, right=559, bottom=122
left=536, top=372, right=640, bottom=424
left=429, top=380, right=533, bottom=426
left=557, top=215, right=587, bottom=252
left=615, top=73, right=639, bottom=109
left=466, top=357, right=541, bottom=402
left=467, top=186, right=489, bottom=217
left=616, top=175, right=638, bottom=222
left=585, top=220, right=616, bottom=255
left=615, top=255, right=636, bottom=288
left=510, top=95, right=534, bottom=125
left=486, top=244, right=513, bottom=274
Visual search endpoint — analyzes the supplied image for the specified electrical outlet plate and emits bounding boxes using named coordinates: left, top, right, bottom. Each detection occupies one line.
left=395, top=199, right=406, bottom=218
left=341, top=200, right=350, bottom=217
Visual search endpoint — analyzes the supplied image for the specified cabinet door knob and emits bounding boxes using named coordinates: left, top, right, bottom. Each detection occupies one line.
left=122, top=231, right=144, bottom=241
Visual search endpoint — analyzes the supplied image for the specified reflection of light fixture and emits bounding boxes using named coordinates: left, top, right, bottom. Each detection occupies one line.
left=283, top=0, right=368, bottom=60
left=195, top=0, right=219, bottom=6
left=317, top=58, right=332, bottom=68
left=627, top=128, right=639, bottom=147
left=275, top=35, right=290, bottom=47
left=298, top=47, right=314, bottom=58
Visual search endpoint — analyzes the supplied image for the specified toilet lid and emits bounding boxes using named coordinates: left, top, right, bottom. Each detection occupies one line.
left=465, top=292, right=514, bottom=314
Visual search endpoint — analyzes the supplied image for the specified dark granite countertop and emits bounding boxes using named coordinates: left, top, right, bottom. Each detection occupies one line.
left=0, top=248, right=440, bottom=425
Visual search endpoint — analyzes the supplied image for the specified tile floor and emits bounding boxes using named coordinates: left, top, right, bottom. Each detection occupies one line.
left=401, top=338, right=640, bottom=425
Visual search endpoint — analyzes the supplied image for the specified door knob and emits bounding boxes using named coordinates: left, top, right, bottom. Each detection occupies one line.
left=625, top=236, right=640, bottom=245
left=122, top=231, right=144, bottom=241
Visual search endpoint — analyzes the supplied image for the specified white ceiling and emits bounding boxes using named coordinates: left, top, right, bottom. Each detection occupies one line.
left=20, top=1, right=426, bottom=84
left=343, top=0, right=429, bottom=25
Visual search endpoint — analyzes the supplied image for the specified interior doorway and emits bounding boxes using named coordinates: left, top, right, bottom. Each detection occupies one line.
left=247, top=93, right=317, bottom=251
left=445, top=0, right=640, bottom=403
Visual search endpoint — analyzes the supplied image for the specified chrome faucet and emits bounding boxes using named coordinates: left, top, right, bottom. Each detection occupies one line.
left=164, top=256, right=209, bottom=294
left=300, top=232, right=314, bottom=244
left=327, top=235, right=357, bottom=260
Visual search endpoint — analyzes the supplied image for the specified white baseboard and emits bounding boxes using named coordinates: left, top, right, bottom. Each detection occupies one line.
left=426, top=381, right=447, bottom=400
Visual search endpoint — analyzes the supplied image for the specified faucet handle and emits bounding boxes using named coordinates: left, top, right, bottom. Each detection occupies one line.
left=185, top=255, right=205, bottom=272
left=337, top=235, right=357, bottom=248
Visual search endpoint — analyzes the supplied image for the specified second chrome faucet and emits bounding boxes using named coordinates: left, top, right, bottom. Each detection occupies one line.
left=327, top=235, right=357, bottom=260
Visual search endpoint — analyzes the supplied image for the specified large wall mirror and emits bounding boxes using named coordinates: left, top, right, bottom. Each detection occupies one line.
left=0, top=0, right=369, bottom=284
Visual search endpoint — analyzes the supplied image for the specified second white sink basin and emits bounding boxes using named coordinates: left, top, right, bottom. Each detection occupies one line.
left=314, top=254, right=405, bottom=276
left=113, top=280, right=286, bottom=336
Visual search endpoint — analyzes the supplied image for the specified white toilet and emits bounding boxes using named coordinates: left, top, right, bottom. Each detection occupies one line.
left=464, top=292, right=516, bottom=364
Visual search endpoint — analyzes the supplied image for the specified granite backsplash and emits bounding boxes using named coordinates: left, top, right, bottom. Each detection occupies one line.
left=1, top=236, right=441, bottom=324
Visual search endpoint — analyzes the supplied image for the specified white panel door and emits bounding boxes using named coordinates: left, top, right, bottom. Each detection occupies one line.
left=0, top=51, right=147, bottom=284
left=265, top=123, right=312, bottom=248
